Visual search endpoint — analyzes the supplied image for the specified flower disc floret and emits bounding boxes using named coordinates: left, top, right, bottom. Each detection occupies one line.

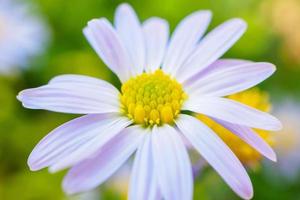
left=120, top=69, right=187, bottom=126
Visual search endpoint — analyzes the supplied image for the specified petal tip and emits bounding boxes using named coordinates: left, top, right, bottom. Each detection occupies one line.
left=27, top=151, right=52, bottom=172
left=16, top=93, right=23, bottom=102
left=116, top=2, right=134, bottom=13
left=195, top=9, right=212, bottom=18
left=17, top=89, right=31, bottom=102
left=229, top=18, right=248, bottom=32
left=82, top=26, right=89, bottom=34
left=27, top=151, right=44, bottom=171
left=273, top=119, right=283, bottom=131
left=233, top=18, right=247, bottom=26
left=241, top=186, right=254, bottom=200
left=269, top=63, right=277, bottom=72
left=48, top=165, right=60, bottom=173
left=271, top=154, right=277, bottom=162
left=244, top=194, right=254, bottom=200
left=261, top=114, right=282, bottom=131
left=62, top=181, right=77, bottom=196
left=48, top=167, right=56, bottom=174
left=88, top=18, right=111, bottom=28
left=260, top=62, right=276, bottom=74
left=87, top=19, right=98, bottom=26
left=266, top=148, right=277, bottom=162
left=27, top=158, right=40, bottom=172
left=27, top=164, right=37, bottom=171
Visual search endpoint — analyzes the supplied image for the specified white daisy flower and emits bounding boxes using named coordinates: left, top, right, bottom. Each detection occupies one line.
left=271, top=101, right=300, bottom=180
left=17, top=3, right=282, bottom=200
left=0, top=0, right=48, bottom=74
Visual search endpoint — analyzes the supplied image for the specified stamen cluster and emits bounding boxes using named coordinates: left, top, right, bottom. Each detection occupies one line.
left=120, top=70, right=187, bottom=126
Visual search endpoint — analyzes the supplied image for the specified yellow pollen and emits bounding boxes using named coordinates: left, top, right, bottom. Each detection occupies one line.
left=197, top=88, right=274, bottom=168
left=120, top=69, right=187, bottom=127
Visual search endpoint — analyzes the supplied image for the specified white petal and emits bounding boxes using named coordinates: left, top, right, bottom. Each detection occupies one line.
left=184, top=59, right=251, bottom=86
left=129, top=133, right=161, bottom=200
left=184, top=97, right=282, bottom=131
left=115, top=3, right=145, bottom=75
left=162, top=11, right=212, bottom=75
left=28, top=114, right=130, bottom=171
left=49, top=74, right=117, bottom=90
left=198, top=59, right=252, bottom=76
left=214, top=118, right=277, bottom=161
left=176, top=19, right=247, bottom=82
left=48, top=116, right=132, bottom=172
left=17, top=77, right=120, bottom=114
left=48, top=74, right=120, bottom=95
left=176, top=114, right=253, bottom=199
left=63, top=125, right=145, bottom=194
left=152, top=125, right=193, bottom=200
left=143, top=17, right=169, bottom=72
left=186, top=62, right=276, bottom=97
left=84, top=18, right=132, bottom=82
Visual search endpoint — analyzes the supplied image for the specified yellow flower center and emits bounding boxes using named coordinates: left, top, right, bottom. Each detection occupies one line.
left=120, top=69, right=187, bottom=127
left=197, top=88, right=274, bottom=168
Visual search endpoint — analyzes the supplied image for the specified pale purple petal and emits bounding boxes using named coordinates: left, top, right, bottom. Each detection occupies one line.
left=84, top=18, right=132, bottom=82
left=27, top=114, right=130, bottom=172
left=115, top=3, right=145, bottom=75
left=176, top=114, right=253, bottom=199
left=176, top=19, right=247, bottom=82
left=17, top=77, right=120, bottom=114
left=48, top=74, right=118, bottom=91
left=129, top=133, right=161, bottom=200
left=185, top=62, right=276, bottom=97
left=184, top=59, right=251, bottom=87
left=48, top=74, right=119, bottom=96
left=49, top=117, right=132, bottom=172
left=143, top=17, right=169, bottom=72
left=214, top=118, right=277, bottom=161
left=152, top=125, right=193, bottom=200
left=162, top=11, right=212, bottom=75
left=199, top=59, right=252, bottom=77
left=63, top=125, right=145, bottom=194
left=184, top=97, right=282, bottom=131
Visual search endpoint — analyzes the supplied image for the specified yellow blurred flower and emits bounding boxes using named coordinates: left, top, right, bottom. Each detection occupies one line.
left=261, top=0, right=300, bottom=65
left=197, top=88, right=274, bottom=168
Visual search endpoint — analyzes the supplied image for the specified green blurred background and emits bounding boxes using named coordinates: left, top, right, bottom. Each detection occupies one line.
left=1, top=0, right=300, bottom=199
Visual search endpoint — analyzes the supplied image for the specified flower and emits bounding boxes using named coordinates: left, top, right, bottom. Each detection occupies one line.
left=0, top=0, right=48, bottom=74
left=197, top=88, right=274, bottom=168
left=270, top=101, right=300, bottom=179
left=261, top=0, right=300, bottom=65
left=17, top=3, right=282, bottom=200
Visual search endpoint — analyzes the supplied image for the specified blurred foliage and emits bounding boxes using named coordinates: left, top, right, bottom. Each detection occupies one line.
left=1, top=0, right=300, bottom=199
